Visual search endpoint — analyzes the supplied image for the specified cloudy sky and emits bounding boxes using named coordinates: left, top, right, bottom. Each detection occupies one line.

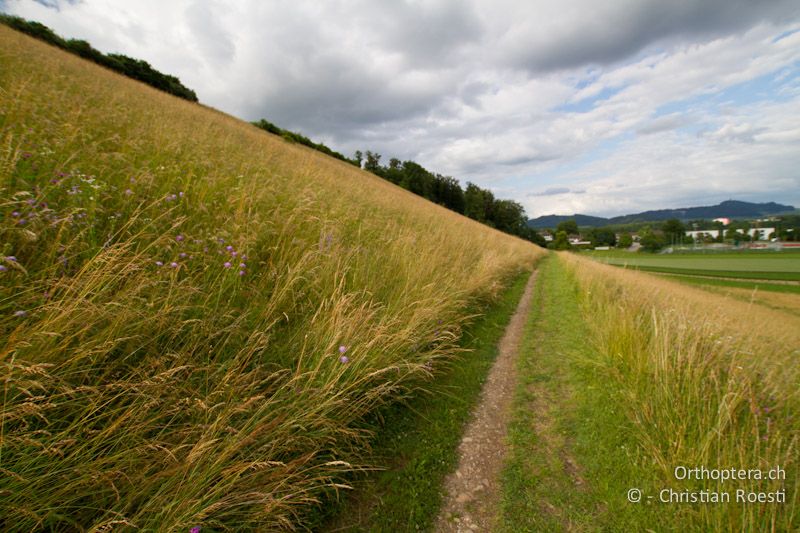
left=3, top=0, right=800, bottom=218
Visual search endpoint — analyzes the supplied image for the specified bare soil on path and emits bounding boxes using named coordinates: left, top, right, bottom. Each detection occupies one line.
left=434, top=271, right=537, bottom=532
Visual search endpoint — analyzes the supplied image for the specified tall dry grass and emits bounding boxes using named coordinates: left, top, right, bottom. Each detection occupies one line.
left=561, top=253, right=798, bottom=530
left=0, top=27, right=543, bottom=531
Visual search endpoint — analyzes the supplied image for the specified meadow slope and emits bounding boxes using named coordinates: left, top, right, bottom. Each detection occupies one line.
left=0, top=26, right=542, bottom=531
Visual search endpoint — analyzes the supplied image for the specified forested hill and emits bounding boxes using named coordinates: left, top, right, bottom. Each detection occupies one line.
left=528, top=200, right=795, bottom=228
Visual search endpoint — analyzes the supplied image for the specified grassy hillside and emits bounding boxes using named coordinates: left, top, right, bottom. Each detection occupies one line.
left=0, top=26, right=543, bottom=531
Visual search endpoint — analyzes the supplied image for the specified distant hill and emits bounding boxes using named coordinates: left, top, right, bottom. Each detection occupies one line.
left=528, top=200, right=795, bottom=229
left=527, top=213, right=609, bottom=228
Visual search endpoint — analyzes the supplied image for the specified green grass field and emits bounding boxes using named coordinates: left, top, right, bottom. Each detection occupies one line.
left=583, top=250, right=800, bottom=281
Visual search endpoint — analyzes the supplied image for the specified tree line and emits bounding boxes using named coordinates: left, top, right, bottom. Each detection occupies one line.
left=357, top=150, right=544, bottom=244
left=0, top=14, right=198, bottom=102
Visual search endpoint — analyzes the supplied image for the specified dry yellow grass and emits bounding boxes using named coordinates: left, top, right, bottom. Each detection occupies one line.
left=0, top=26, right=543, bottom=530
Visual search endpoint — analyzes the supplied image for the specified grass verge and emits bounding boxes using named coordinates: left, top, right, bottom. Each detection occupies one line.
left=320, top=269, right=534, bottom=532
left=562, top=253, right=798, bottom=531
left=501, top=253, right=798, bottom=531
left=499, top=255, right=664, bottom=531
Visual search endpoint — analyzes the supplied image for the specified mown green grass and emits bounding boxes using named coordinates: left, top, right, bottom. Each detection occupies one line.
left=655, top=273, right=800, bottom=294
left=320, top=270, right=533, bottom=532
left=615, top=265, right=800, bottom=281
left=583, top=250, right=800, bottom=284
left=0, top=27, right=543, bottom=530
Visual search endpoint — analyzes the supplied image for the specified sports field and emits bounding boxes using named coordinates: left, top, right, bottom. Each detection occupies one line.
left=586, top=250, right=800, bottom=282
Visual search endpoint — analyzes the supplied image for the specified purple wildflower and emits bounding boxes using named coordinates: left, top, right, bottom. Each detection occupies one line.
left=190, top=527, right=201, bottom=533
left=223, top=261, right=232, bottom=268
left=179, top=191, right=184, bottom=197
left=239, top=263, right=246, bottom=268
left=11, top=211, right=20, bottom=217
left=0, top=265, right=7, bottom=272
left=231, top=251, right=237, bottom=257
left=17, top=219, right=26, bottom=225
left=241, top=254, right=247, bottom=261
left=170, top=262, right=179, bottom=268
left=14, top=310, right=27, bottom=317
left=175, top=235, right=184, bottom=242
left=339, top=355, right=349, bottom=364
left=6, top=256, right=17, bottom=262
left=26, top=199, right=35, bottom=205
left=155, top=261, right=164, bottom=267
left=238, top=270, right=246, bottom=276
left=226, top=245, right=234, bottom=251
left=339, top=345, right=348, bottom=354
left=179, top=252, right=188, bottom=258
left=124, top=189, right=133, bottom=196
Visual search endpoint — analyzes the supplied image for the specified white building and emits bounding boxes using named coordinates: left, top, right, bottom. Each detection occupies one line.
left=686, top=230, right=720, bottom=240
left=685, top=228, right=775, bottom=241
left=747, top=228, right=775, bottom=240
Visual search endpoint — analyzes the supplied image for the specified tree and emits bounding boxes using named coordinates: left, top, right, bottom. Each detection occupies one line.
left=639, top=227, right=665, bottom=252
left=364, top=151, right=382, bottom=172
left=353, top=150, right=363, bottom=168
left=587, top=227, right=617, bottom=247
left=464, top=183, right=489, bottom=222
left=549, top=231, right=571, bottom=250
left=617, top=232, right=633, bottom=248
left=556, top=219, right=579, bottom=236
left=661, top=218, right=686, bottom=245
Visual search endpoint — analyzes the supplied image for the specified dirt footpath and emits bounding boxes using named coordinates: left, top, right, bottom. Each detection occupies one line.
left=435, top=271, right=537, bottom=532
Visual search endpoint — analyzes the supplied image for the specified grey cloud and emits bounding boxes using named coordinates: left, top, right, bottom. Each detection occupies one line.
left=185, top=1, right=235, bottom=67
left=369, top=0, right=484, bottom=67
left=529, top=187, right=586, bottom=197
left=502, top=0, right=800, bottom=72
left=32, top=0, right=77, bottom=10
left=636, top=113, right=692, bottom=135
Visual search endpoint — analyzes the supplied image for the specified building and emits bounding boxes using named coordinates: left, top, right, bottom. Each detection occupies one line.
left=747, top=228, right=775, bottom=240
left=686, top=230, right=720, bottom=240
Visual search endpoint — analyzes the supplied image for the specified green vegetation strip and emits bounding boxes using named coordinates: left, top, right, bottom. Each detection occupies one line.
left=319, top=270, right=532, bottom=532
left=500, top=255, right=667, bottom=531
left=654, top=272, right=800, bottom=294
left=617, top=264, right=800, bottom=281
